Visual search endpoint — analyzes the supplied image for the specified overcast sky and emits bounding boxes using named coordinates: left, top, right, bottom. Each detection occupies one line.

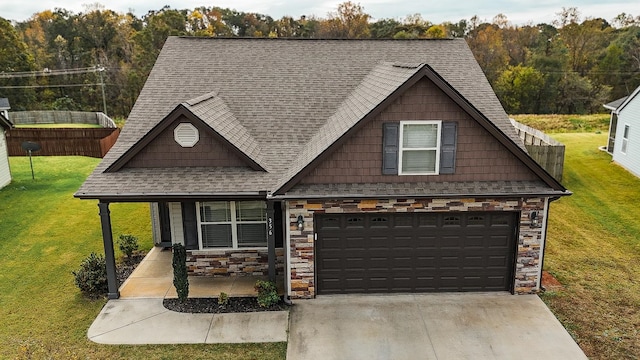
left=2, top=0, right=640, bottom=25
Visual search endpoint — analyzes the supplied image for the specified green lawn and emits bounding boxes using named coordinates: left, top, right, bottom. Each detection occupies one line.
left=0, top=156, right=286, bottom=359
left=542, top=133, right=640, bottom=359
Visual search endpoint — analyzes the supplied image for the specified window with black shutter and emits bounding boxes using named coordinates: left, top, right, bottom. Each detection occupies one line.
left=382, top=121, right=457, bottom=175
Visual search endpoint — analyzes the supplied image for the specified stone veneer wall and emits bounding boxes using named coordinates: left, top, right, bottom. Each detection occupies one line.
left=288, top=198, right=547, bottom=299
left=187, top=248, right=285, bottom=276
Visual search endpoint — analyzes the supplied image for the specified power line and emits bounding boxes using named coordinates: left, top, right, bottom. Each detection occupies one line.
left=0, top=66, right=104, bottom=79
left=0, top=83, right=104, bottom=89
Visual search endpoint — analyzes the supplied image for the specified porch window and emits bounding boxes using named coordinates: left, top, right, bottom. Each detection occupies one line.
left=399, top=121, right=441, bottom=175
left=198, top=201, right=267, bottom=249
left=621, top=125, right=630, bottom=154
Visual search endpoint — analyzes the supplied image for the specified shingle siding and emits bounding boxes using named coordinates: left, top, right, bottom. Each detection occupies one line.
left=124, top=116, right=250, bottom=168
left=300, top=78, right=538, bottom=184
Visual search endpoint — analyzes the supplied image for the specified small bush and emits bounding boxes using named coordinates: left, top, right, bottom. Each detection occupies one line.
left=218, top=292, right=229, bottom=306
left=255, top=280, right=279, bottom=308
left=72, top=253, right=108, bottom=297
left=172, top=244, right=189, bottom=302
left=117, top=234, right=139, bottom=258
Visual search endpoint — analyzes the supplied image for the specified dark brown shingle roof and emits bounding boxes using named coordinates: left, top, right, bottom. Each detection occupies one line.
left=77, top=37, right=559, bottom=200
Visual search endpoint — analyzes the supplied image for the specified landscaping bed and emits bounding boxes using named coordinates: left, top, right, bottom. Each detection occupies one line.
left=163, top=297, right=289, bottom=313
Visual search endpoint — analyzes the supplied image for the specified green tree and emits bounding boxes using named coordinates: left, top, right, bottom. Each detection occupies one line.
left=494, top=65, right=544, bottom=113
left=0, top=16, right=36, bottom=109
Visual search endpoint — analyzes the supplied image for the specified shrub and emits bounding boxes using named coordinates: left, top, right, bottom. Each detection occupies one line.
left=255, top=280, right=279, bottom=308
left=72, top=252, right=108, bottom=297
left=172, top=243, right=189, bottom=302
left=117, top=234, right=139, bottom=259
left=218, top=292, right=229, bottom=306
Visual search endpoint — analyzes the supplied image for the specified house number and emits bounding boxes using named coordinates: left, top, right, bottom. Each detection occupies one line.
left=268, top=217, right=273, bottom=236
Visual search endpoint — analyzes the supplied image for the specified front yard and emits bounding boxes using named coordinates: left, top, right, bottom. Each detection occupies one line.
left=0, top=156, right=286, bottom=359
left=0, top=125, right=637, bottom=359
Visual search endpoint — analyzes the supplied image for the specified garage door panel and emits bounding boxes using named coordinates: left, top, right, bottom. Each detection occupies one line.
left=316, top=212, right=517, bottom=294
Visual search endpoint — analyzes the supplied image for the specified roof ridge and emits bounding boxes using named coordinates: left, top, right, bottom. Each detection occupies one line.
left=185, top=91, right=218, bottom=106
left=184, top=95, right=269, bottom=171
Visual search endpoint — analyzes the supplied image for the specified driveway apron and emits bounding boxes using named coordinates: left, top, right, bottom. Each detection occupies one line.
left=286, top=293, right=587, bottom=360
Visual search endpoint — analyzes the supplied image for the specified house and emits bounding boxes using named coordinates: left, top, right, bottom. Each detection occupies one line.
left=604, top=86, right=640, bottom=178
left=76, top=37, right=570, bottom=300
left=0, top=98, right=13, bottom=189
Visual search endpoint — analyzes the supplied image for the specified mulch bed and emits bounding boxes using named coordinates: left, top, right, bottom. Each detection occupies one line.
left=163, top=297, right=289, bottom=313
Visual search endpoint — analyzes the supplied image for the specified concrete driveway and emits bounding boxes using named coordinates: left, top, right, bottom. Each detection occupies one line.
left=287, top=293, right=587, bottom=360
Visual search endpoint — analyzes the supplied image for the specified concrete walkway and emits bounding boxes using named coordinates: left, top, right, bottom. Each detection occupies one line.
left=87, top=246, right=288, bottom=344
left=287, top=293, right=588, bottom=360
left=88, top=298, right=288, bottom=344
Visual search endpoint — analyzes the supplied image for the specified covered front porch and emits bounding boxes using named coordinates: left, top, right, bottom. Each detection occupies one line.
left=119, top=246, right=285, bottom=299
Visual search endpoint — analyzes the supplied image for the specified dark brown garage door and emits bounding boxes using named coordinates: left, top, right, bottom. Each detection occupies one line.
left=315, top=212, right=518, bottom=294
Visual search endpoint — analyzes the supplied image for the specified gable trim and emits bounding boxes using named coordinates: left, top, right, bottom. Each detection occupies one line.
left=275, top=64, right=567, bottom=195
left=419, top=64, right=566, bottom=192
left=614, top=85, right=640, bottom=114
left=105, top=104, right=266, bottom=172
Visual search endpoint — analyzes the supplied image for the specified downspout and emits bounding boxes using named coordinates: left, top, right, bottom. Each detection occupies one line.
left=538, top=197, right=556, bottom=292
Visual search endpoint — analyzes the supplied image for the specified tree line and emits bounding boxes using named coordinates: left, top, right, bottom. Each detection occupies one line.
left=1, top=2, right=639, bottom=118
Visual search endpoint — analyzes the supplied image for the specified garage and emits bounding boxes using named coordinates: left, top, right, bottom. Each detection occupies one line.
left=315, top=212, right=518, bottom=294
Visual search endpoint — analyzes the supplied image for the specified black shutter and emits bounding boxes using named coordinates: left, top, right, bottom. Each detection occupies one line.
left=382, top=123, right=400, bottom=175
left=440, top=122, right=457, bottom=174
left=181, top=202, right=199, bottom=250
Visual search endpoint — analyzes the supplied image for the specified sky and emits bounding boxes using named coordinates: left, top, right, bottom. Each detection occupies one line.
left=2, top=0, right=640, bottom=25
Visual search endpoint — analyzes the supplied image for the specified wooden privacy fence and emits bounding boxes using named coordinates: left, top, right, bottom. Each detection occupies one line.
left=511, top=119, right=565, bottom=181
left=6, top=128, right=120, bottom=158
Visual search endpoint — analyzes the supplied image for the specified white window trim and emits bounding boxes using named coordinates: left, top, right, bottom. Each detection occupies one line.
left=398, top=120, right=442, bottom=175
left=196, top=201, right=268, bottom=250
left=621, top=124, right=630, bottom=154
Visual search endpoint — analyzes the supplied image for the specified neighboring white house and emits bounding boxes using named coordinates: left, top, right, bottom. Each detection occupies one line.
left=604, top=86, right=640, bottom=178
left=0, top=106, right=13, bottom=189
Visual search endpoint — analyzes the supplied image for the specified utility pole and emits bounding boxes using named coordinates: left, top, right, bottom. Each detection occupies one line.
left=97, top=65, right=107, bottom=116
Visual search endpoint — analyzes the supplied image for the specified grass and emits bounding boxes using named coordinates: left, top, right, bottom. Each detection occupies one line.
left=541, top=132, right=640, bottom=359
left=512, top=113, right=610, bottom=133
left=0, top=156, right=286, bottom=359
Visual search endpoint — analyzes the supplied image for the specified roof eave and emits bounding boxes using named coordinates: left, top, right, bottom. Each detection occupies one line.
left=271, top=190, right=572, bottom=200
left=73, top=191, right=269, bottom=202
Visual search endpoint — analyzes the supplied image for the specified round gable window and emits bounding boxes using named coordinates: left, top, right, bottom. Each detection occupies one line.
left=174, top=123, right=199, bottom=147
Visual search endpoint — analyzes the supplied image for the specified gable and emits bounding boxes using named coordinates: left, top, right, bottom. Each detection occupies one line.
left=123, top=115, right=252, bottom=169
left=299, top=78, right=538, bottom=185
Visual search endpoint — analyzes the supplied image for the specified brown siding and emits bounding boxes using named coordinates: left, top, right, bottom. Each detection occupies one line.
left=300, top=78, right=539, bottom=184
left=125, top=116, right=249, bottom=168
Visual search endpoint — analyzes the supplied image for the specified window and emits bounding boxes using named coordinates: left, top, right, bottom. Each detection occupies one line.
left=399, top=121, right=441, bottom=174
left=383, top=121, right=456, bottom=175
left=621, top=125, right=630, bottom=154
left=198, top=201, right=266, bottom=249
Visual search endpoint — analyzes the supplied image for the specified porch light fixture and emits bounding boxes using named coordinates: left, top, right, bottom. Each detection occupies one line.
left=297, top=215, right=304, bottom=230
left=529, top=211, right=540, bottom=227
